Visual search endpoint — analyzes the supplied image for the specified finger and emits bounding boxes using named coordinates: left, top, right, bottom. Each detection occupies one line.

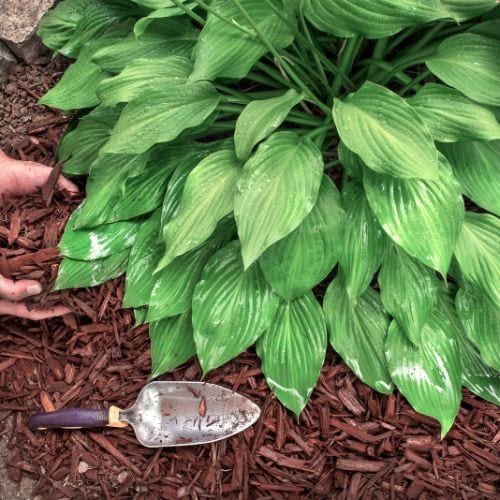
left=0, top=300, right=71, bottom=320
left=0, top=275, right=43, bottom=301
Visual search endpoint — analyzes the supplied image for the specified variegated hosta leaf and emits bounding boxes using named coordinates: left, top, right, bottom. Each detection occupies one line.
left=323, top=275, right=393, bottom=394
left=97, top=56, right=193, bottom=106
left=159, top=150, right=241, bottom=269
left=75, top=152, right=151, bottom=228
left=189, top=0, right=295, bottom=82
left=439, top=141, right=500, bottom=217
left=193, top=241, right=279, bottom=373
left=257, top=291, right=327, bottom=416
left=379, top=245, right=438, bottom=345
left=454, top=212, right=500, bottom=307
left=456, top=282, right=500, bottom=372
left=123, top=210, right=162, bottom=308
left=260, top=175, right=345, bottom=301
left=339, top=181, right=388, bottom=301
left=54, top=249, right=130, bottom=290
left=407, top=83, right=500, bottom=143
left=149, top=312, right=196, bottom=378
left=303, top=0, right=449, bottom=39
left=384, top=307, right=462, bottom=438
left=235, top=89, right=304, bottom=161
left=58, top=105, right=120, bottom=175
left=234, top=132, right=323, bottom=269
left=426, top=32, right=500, bottom=106
left=363, top=155, right=464, bottom=276
left=333, top=82, right=439, bottom=180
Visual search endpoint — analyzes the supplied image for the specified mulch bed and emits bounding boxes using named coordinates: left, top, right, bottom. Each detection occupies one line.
left=0, top=54, right=499, bottom=500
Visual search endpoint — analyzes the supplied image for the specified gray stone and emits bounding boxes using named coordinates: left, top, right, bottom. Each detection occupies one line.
left=0, top=41, right=16, bottom=84
left=0, top=0, right=56, bottom=63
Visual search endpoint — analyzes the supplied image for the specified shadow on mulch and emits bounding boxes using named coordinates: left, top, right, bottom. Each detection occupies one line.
left=0, top=51, right=499, bottom=500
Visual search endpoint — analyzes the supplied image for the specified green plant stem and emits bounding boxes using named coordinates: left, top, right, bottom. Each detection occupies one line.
left=387, top=26, right=420, bottom=53
left=406, top=21, right=447, bottom=54
left=366, top=38, right=389, bottom=78
left=331, top=36, right=363, bottom=97
left=398, top=69, right=431, bottom=95
left=246, top=71, right=283, bottom=88
left=169, top=0, right=205, bottom=24
left=324, top=159, right=341, bottom=169
left=255, top=62, right=302, bottom=92
left=304, top=122, right=334, bottom=140
left=360, top=60, right=415, bottom=86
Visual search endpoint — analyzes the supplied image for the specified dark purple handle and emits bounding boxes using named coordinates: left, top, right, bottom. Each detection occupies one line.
left=28, top=408, right=109, bottom=431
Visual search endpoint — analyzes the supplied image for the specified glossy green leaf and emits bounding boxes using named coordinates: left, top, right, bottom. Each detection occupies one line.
left=58, top=105, right=120, bottom=175
left=190, top=0, right=295, bottom=81
left=363, top=155, right=464, bottom=276
left=103, top=82, right=220, bottom=155
left=454, top=212, right=500, bottom=307
left=123, top=210, right=162, bottom=308
left=304, top=0, right=448, bottom=39
left=379, top=245, right=438, bottom=345
left=149, top=312, right=196, bottom=378
left=158, top=150, right=241, bottom=269
left=323, top=275, right=393, bottom=394
left=257, top=292, right=326, bottom=416
left=60, top=209, right=140, bottom=260
left=234, top=90, right=304, bottom=161
left=193, top=241, right=279, bottom=373
left=456, top=282, right=500, bottom=372
left=92, top=17, right=198, bottom=72
left=75, top=152, right=150, bottom=228
left=339, top=181, right=388, bottom=300
left=235, top=132, right=323, bottom=269
left=333, top=82, right=439, bottom=180
left=337, top=142, right=363, bottom=180
left=385, top=307, right=462, bottom=437
left=54, top=249, right=129, bottom=290
left=97, top=56, right=192, bottom=106
left=260, top=176, right=344, bottom=301
left=134, top=306, right=148, bottom=326
left=134, top=3, right=197, bottom=36
left=39, top=46, right=107, bottom=111
left=441, top=0, right=497, bottom=21
left=407, top=83, right=500, bottom=143
left=132, top=0, right=190, bottom=8
left=426, top=33, right=500, bottom=106
left=439, top=141, right=500, bottom=216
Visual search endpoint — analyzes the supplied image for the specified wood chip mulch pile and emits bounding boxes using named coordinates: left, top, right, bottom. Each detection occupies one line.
left=0, top=53, right=499, bottom=500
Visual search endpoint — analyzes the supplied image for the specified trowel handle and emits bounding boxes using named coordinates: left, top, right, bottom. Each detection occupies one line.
left=28, top=406, right=127, bottom=431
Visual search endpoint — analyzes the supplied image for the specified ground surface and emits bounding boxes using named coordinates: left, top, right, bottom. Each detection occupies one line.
left=0, top=54, right=499, bottom=500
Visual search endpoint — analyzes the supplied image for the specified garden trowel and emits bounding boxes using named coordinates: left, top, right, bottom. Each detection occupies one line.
left=28, top=381, right=260, bottom=447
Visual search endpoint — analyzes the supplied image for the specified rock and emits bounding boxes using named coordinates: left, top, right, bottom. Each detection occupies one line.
left=0, top=42, right=16, bottom=84
left=0, top=1, right=56, bottom=63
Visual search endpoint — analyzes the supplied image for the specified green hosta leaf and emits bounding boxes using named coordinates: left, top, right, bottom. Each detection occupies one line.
left=39, top=46, right=107, bottom=111
left=441, top=0, right=497, bottom=21
left=303, top=0, right=448, bottom=39
left=456, top=282, right=500, bottom=371
left=103, top=82, right=220, bottom=155
left=149, top=312, right=196, bottom=378
left=75, top=152, right=150, bottom=228
left=234, top=90, right=304, bottom=161
left=193, top=241, right=279, bottom=373
left=363, top=155, right=464, bottom=276
left=158, top=150, right=241, bottom=269
left=190, top=0, right=295, bottom=81
left=134, top=306, right=148, bottom=326
left=337, top=142, right=363, bottom=180
left=58, top=105, right=120, bottom=175
left=323, top=275, right=393, bottom=394
left=92, top=17, right=198, bottom=72
left=132, top=0, right=190, bottom=8
left=54, top=249, right=129, bottom=290
left=407, top=83, right=500, bottom=143
left=439, top=141, right=500, bottom=216
left=123, top=210, right=162, bottom=308
left=260, top=176, right=344, bottom=301
left=339, top=181, right=388, bottom=301
left=333, top=82, right=439, bottom=180
left=235, top=132, right=323, bottom=269
left=134, top=3, right=197, bottom=36
left=60, top=209, right=139, bottom=260
left=97, top=56, right=192, bottom=106
left=426, top=33, right=500, bottom=106
left=468, top=19, right=500, bottom=41
left=257, top=292, right=327, bottom=416
left=379, top=245, right=438, bottom=345
left=454, top=212, right=500, bottom=307
left=385, top=307, right=462, bottom=437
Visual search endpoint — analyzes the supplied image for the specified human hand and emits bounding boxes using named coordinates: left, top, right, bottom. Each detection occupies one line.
left=0, top=150, right=78, bottom=320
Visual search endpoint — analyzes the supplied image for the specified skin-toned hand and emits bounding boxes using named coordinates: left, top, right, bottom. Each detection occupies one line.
left=0, top=150, right=79, bottom=320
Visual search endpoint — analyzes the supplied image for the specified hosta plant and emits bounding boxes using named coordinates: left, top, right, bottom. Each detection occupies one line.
left=39, top=0, right=500, bottom=436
